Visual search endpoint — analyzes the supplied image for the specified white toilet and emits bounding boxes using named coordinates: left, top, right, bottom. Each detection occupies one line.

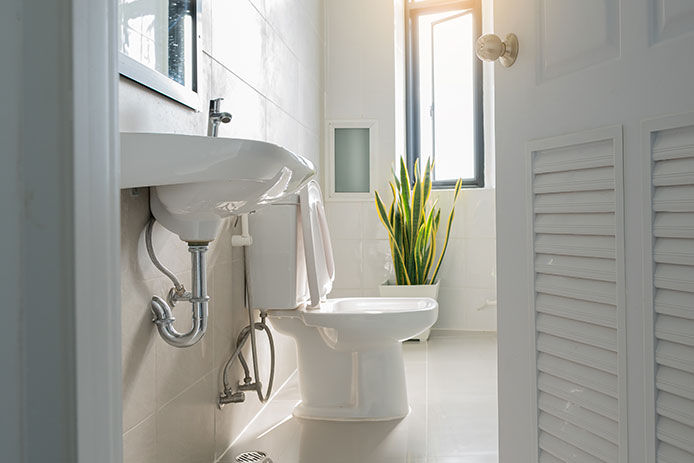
left=247, top=180, right=438, bottom=421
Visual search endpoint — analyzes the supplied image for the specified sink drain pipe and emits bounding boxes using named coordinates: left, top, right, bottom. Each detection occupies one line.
left=146, top=218, right=210, bottom=348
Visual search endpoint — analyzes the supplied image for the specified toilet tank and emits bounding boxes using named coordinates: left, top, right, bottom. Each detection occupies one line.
left=246, top=196, right=309, bottom=310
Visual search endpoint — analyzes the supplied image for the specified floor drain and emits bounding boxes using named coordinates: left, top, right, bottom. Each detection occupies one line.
left=235, top=451, right=272, bottom=462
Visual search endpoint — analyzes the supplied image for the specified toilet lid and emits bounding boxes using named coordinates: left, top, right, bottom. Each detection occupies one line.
left=299, top=180, right=335, bottom=307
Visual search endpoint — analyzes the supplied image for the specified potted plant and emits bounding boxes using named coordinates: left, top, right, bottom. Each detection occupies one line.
left=374, top=157, right=462, bottom=341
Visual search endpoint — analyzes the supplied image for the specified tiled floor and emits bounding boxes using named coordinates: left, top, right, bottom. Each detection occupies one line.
left=219, top=331, right=498, bottom=463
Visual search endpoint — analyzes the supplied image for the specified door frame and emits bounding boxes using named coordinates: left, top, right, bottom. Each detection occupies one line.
left=72, top=0, right=122, bottom=460
left=3, top=0, right=122, bottom=461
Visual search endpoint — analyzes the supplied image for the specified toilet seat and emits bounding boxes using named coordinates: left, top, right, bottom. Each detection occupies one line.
left=296, top=297, right=438, bottom=352
left=299, top=180, right=335, bottom=307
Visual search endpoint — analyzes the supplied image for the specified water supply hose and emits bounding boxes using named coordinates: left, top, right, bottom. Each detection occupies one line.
left=218, top=241, right=276, bottom=405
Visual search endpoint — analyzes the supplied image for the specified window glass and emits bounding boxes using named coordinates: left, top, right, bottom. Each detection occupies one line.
left=334, top=128, right=370, bottom=193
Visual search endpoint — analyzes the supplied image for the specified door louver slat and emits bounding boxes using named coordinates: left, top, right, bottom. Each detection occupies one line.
left=655, top=341, right=694, bottom=373
left=656, top=366, right=694, bottom=401
left=539, top=450, right=568, bottom=463
left=534, top=213, right=616, bottom=236
left=534, top=234, right=616, bottom=259
left=537, top=314, right=618, bottom=352
left=654, top=238, right=694, bottom=266
left=538, top=372, right=618, bottom=421
left=530, top=132, right=624, bottom=462
left=656, top=417, right=694, bottom=455
left=655, top=317, right=694, bottom=349
left=656, top=391, right=694, bottom=429
left=536, top=294, right=617, bottom=328
left=650, top=125, right=694, bottom=462
left=540, top=433, right=604, bottom=463
left=534, top=166, right=615, bottom=193
left=539, top=413, right=618, bottom=463
left=539, top=392, right=619, bottom=444
left=655, top=289, right=694, bottom=320
left=658, top=442, right=694, bottom=463
left=535, top=254, right=616, bottom=282
left=653, top=212, right=694, bottom=239
left=534, top=190, right=616, bottom=214
left=535, top=274, right=616, bottom=305
left=537, top=354, right=618, bottom=398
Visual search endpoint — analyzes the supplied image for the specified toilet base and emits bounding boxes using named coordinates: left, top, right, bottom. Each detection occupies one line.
left=295, top=341, right=410, bottom=421
left=267, top=301, right=436, bottom=422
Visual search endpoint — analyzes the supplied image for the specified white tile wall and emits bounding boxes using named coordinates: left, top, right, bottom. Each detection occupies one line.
left=119, top=0, right=324, bottom=461
left=331, top=239, right=363, bottom=289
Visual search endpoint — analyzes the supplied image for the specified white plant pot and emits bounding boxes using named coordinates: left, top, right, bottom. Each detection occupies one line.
left=378, top=280, right=440, bottom=342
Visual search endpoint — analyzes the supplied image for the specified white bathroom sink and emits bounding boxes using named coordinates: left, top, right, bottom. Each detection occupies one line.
left=120, top=132, right=315, bottom=242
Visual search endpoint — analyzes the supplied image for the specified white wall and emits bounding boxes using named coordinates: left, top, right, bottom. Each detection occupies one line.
left=323, top=0, right=497, bottom=331
left=119, top=1, right=324, bottom=462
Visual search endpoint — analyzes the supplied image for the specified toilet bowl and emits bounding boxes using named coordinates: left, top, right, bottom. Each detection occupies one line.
left=247, top=180, right=438, bottom=421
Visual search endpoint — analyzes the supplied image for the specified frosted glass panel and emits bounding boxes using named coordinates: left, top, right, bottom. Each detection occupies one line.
left=334, top=128, right=370, bottom=193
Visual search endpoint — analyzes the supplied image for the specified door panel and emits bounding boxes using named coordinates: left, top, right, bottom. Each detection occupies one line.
left=538, top=0, right=620, bottom=81
left=644, top=115, right=694, bottom=463
left=493, top=0, right=694, bottom=462
left=528, top=128, right=626, bottom=463
left=650, top=0, right=694, bottom=44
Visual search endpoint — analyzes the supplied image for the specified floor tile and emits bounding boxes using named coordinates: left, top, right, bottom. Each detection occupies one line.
left=220, top=331, right=498, bottom=463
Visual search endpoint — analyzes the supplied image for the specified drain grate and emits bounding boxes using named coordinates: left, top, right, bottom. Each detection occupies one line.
left=235, top=451, right=272, bottom=462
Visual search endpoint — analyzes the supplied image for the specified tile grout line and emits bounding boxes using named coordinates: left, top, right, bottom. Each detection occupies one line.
left=157, top=369, right=216, bottom=413
left=121, top=409, right=155, bottom=437
left=203, top=51, right=321, bottom=138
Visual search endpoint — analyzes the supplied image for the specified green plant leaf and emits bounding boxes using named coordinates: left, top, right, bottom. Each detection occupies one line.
left=391, top=164, right=401, bottom=191
left=391, top=210, right=406, bottom=285
left=422, top=204, right=437, bottom=283
left=413, top=222, right=424, bottom=284
left=375, top=191, right=410, bottom=285
left=410, top=159, right=424, bottom=279
left=422, top=158, right=432, bottom=206
left=399, top=156, right=412, bottom=239
left=430, top=178, right=463, bottom=283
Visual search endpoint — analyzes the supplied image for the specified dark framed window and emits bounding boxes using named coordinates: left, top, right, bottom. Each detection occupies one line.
left=406, top=0, right=484, bottom=188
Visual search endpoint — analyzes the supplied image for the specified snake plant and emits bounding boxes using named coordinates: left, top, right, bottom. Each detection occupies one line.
left=375, top=157, right=462, bottom=286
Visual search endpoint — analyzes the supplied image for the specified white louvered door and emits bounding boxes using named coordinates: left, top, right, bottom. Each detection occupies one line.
left=528, top=128, right=625, bottom=463
left=492, top=1, right=694, bottom=462
left=645, top=116, right=694, bottom=462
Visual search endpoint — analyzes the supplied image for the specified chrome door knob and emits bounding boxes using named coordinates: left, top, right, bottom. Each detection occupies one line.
left=475, top=33, right=518, bottom=68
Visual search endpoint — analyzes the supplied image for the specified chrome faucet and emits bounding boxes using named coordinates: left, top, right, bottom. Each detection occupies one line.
left=208, top=98, right=232, bottom=137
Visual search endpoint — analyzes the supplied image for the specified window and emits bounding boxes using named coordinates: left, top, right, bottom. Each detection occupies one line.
left=326, top=120, right=378, bottom=200
left=406, top=0, right=484, bottom=188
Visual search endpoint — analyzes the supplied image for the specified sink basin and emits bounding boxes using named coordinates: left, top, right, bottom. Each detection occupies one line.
left=121, top=132, right=315, bottom=242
